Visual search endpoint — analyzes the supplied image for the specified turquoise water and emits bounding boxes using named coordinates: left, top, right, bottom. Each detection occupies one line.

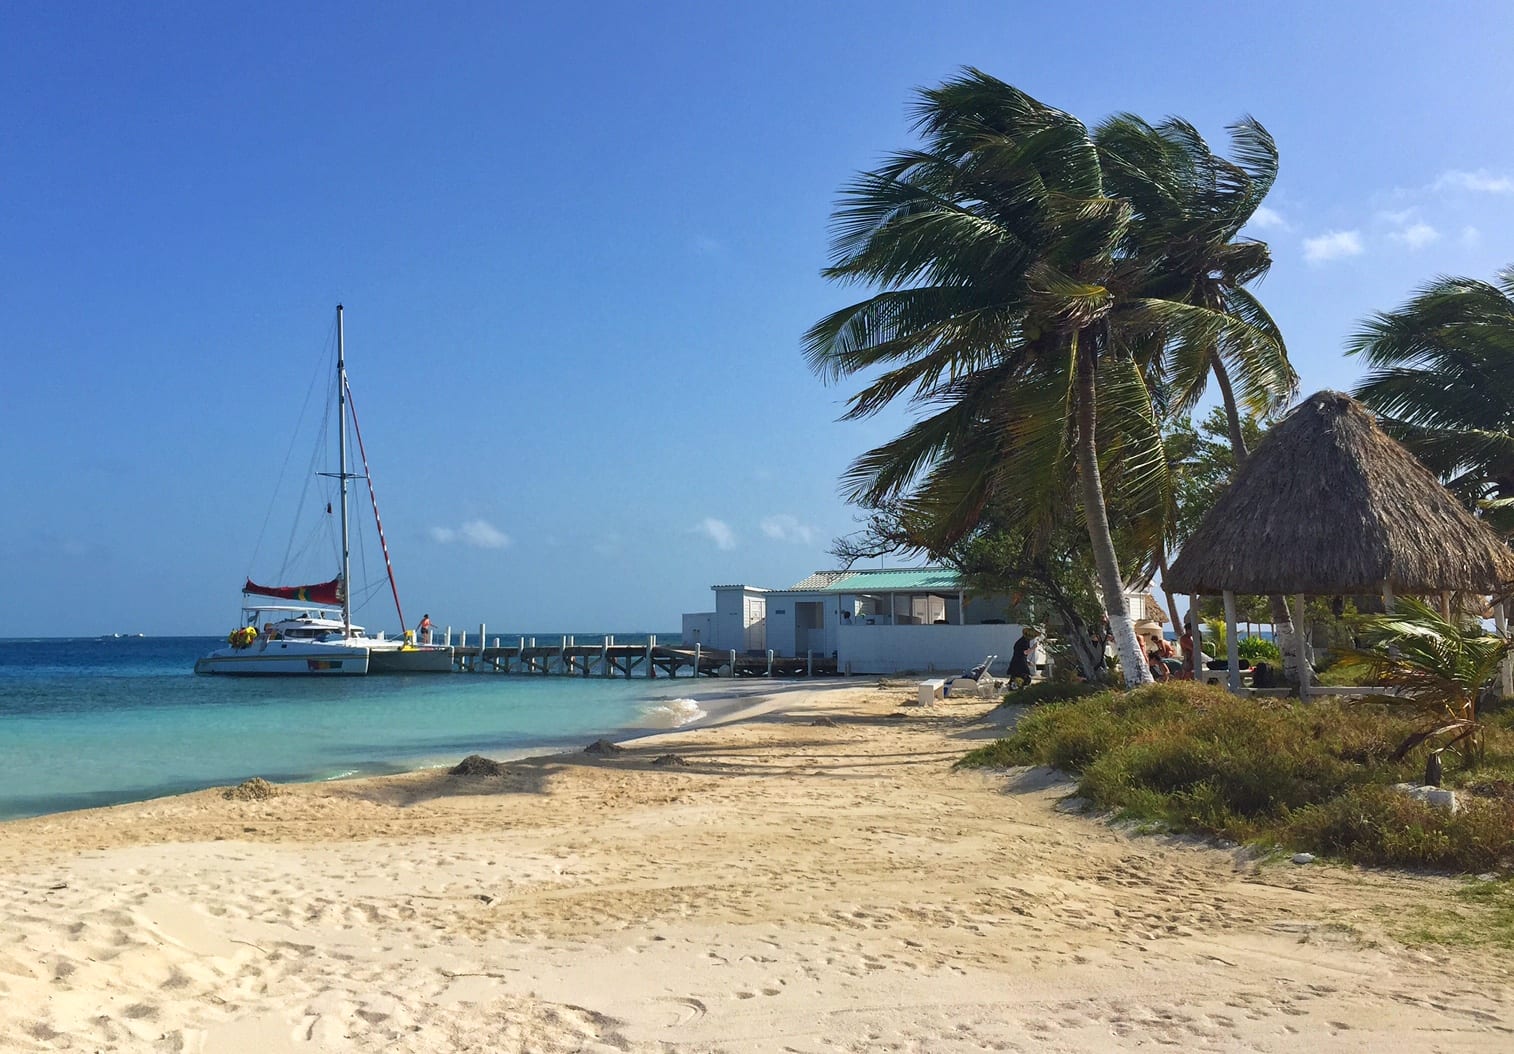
left=0, top=636, right=715, bottom=821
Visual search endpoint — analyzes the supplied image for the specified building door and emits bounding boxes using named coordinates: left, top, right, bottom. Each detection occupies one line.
left=794, top=601, right=824, bottom=655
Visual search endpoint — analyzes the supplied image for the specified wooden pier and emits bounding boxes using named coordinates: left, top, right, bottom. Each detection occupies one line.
left=444, top=630, right=838, bottom=679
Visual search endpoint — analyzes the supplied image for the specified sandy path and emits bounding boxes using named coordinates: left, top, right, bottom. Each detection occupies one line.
left=1, top=683, right=1510, bottom=1051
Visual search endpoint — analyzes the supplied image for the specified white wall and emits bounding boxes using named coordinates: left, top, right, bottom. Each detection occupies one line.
left=764, top=598, right=798, bottom=656
left=681, top=612, right=715, bottom=646
left=838, top=623, right=1022, bottom=675
left=765, top=592, right=849, bottom=657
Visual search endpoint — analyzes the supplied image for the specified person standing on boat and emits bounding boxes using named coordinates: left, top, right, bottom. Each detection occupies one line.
left=417, top=613, right=433, bottom=644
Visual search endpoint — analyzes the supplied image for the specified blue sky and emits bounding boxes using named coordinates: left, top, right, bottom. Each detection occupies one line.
left=4, top=2, right=1513, bottom=636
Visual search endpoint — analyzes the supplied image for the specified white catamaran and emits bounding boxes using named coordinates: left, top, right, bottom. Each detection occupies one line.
left=195, top=306, right=453, bottom=676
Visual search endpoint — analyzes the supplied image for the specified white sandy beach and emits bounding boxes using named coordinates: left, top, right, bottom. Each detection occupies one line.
left=2, top=681, right=1511, bottom=1052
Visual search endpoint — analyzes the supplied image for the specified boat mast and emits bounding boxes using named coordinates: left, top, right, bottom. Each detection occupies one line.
left=337, top=304, right=352, bottom=638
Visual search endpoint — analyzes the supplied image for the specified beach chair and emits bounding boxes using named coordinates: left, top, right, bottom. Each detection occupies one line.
left=949, top=655, right=999, bottom=697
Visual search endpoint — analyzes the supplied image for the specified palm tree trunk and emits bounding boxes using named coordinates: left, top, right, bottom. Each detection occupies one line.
left=1076, top=339, right=1152, bottom=687
left=1210, top=352, right=1250, bottom=463
left=1211, top=350, right=1299, bottom=685
left=1155, top=548, right=1183, bottom=639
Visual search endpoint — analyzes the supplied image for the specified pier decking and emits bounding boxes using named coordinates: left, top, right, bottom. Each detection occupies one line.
left=444, top=631, right=838, bottom=678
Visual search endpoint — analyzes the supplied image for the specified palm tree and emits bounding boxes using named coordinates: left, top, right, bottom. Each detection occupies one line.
left=1336, top=597, right=1510, bottom=775
left=1350, top=266, right=1514, bottom=520
left=805, top=71, right=1273, bottom=687
left=1094, top=114, right=1293, bottom=445
left=1095, top=115, right=1300, bottom=676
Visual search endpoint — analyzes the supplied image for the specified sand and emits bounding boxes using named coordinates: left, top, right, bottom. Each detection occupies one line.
left=1, top=681, right=1511, bottom=1052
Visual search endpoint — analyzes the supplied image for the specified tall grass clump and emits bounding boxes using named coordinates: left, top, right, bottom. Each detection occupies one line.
left=960, top=681, right=1514, bottom=872
left=998, top=680, right=1104, bottom=709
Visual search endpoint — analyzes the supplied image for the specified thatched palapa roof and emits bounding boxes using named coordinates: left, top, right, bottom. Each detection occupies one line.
left=1165, top=391, right=1514, bottom=596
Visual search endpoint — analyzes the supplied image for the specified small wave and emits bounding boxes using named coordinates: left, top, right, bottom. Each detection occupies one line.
left=639, top=697, right=706, bottom=729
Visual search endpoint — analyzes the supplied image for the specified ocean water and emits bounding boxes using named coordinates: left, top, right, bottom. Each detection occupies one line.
left=0, top=636, right=716, bottom=821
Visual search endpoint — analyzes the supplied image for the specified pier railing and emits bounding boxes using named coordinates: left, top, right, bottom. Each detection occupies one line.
left=443, top=627, right=837, bottom=678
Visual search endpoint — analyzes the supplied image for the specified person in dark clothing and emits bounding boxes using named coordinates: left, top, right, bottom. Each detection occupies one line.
left=1006, top=627, right=1039, bottom=689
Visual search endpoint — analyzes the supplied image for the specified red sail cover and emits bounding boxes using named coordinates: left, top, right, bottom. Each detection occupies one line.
left=243, top=577, right=342, bottom=605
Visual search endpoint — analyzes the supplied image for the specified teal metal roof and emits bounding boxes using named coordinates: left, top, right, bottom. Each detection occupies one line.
left=781, top=569, right=956, bottom=593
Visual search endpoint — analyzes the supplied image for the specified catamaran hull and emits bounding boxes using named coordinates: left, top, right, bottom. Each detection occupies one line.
left=194, top=645, right=370, bottom=676
left=366, top=645, right=454, bottom=673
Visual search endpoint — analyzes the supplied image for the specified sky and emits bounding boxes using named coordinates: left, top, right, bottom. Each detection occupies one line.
left=3, top=1, right=1513, bottom=637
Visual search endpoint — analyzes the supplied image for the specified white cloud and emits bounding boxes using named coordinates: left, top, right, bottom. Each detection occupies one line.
left=1389, top=221, right=1440, bottom=249
left=460, top=519, right=510, bottom=549
left=430, top=519, right=511, bottom=549
left=760, top=514, right=816, bottom=545
left=1302, top=230, right=1364, bottom=265
left=1434, top=169, right=1514, bottom=194
left=1461, top=225, right=1482, bottom=246
left=695, top=517, right=737, bottom=550
left=1247, top=205, right=1287, bottom=229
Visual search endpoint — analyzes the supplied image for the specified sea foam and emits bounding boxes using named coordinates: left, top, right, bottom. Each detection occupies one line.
left=639, top=696, right=706, bottom=728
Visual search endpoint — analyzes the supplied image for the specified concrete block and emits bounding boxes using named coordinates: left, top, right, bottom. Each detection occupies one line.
left=1393, top=782, right=1460, bottom=813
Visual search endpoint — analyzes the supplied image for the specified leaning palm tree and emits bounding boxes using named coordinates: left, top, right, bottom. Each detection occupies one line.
left=805, top=71, right=1273, bottom=687
left=1095, top=114, right=1294, bottom=443
left=1350, top=266, right=1514, bottom=521
left=1096, top=115, right=1301, bottom=676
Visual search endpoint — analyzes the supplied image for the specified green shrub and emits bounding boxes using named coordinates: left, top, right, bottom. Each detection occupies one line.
left=958, top=681, right=1514, bottom=873
left=998, top=680, right=1102, bottom=708
left=1288, top=787, right=1514, bottom=872
left=1237, top=635, right=1281, bottom=663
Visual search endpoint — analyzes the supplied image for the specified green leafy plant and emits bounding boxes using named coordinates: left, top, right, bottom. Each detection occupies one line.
left=1237, top=635, right=1281, bottom=663
left=1335, top=597, right=1514, bottom=771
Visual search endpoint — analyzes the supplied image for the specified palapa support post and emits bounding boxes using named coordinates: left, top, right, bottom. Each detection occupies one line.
left=1440, top=591, right=1453, bottom=621
left=1188, top=594, right=1201, bottom=681
left=1223, top=590, right=1241, bottom=693
left=1497, top=602, right=1513, bottom=698
left=1382, top=581, right=1395, bottom=613
left=1295, top=593, right=1311, bottom=698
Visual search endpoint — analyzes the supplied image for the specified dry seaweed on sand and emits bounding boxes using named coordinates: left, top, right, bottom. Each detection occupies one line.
left=651, top=754, right=689, bottom=767
left=584, top=738, right=625, bottom=756
left=449, top=754, right=507, bottom=777
left=223, top=778, right=278, bottom=801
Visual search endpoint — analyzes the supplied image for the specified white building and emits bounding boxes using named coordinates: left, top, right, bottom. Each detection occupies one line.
left=682, top=568, right=1163, bottom=676
left=681, top=584, right=766, bottom=652
left=682, top=568, right=1025, bottom=675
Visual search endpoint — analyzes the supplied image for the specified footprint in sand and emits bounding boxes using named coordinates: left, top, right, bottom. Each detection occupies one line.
left=653, top=996, right=706, bottom=1027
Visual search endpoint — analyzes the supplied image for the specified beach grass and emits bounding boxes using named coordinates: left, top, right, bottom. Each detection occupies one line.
left=961, top=682, right=1514, bottom=875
